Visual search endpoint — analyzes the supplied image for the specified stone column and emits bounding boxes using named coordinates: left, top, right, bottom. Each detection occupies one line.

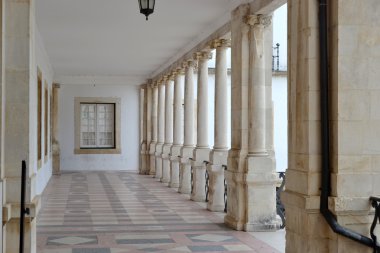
left=155, top=78, right=166, bottom=181
left=145, top=81, right=152, bottom=174
left=225, top=9, right=278, bottom=231
left=52, top=83, right=61, bottom=175
left=207, top=39, right=230, bottom=211
left=139, top=84, right=148, bottom=174
left=149, top=82, right=158, bottom=176
left=161, top=75, right=174, bottom=184
left=179, top=60, right=196, bottom=194
left=170, top=69, right=184, bottom=188
left=244, top=14, right=278, bottom=231
left=3, top=0, right=39, bottom=251
left=191, top=51, right=212, bottom=201
left=225, top=4, right=251, bottom=230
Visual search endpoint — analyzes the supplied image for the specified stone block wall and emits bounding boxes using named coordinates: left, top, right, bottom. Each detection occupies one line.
left=284, top=0, right=380, bottom=252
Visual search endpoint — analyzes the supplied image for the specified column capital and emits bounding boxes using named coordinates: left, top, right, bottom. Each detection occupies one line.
left=168, top=71, right=177, bottom=81
left=245, top=14, right=272, bottom=27
left=182, top=59, right=197, bottom=70
left=193, top=51, right=213, bottom=62
left=163, top=75, right=170, bottom=84
left=175, top=66, right=186, bottom=75
left=150, top=80, right=158, bottom=88
left=210, top=39, right=231, bottom=49
left=157, top=77, right=165, bottom=86
left=53, top=83, right=61, bottom=89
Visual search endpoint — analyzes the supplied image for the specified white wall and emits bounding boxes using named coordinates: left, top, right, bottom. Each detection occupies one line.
left=34, top=26, right=54, bottom=195
left=272, top=75, right=288, bottom=172
left=273, top=3, right=287, bottom=71
left=59, top=84, right=140, bottom=171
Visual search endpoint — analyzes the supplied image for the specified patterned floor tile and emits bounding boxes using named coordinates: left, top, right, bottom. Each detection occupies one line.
left=41, top=249, right=72, bottom=253
left=188, top=245, right=227, bottom=252
left=224, top=244, right=253, bottom=251
left=187, top=234, right=237, bottom=242
left=37, top=172, right=284, bottom=253
left=72, top=249, right=111, bottom=253
left=47, top=236, right=98, bottom=245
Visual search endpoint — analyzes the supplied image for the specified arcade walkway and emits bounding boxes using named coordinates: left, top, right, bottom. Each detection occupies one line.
left=37, top=172, right=283, bottom=253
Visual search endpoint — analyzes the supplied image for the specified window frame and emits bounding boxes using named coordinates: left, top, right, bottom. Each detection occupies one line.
left=74, top=97, right=121, bottom=154
left=37, top=69, right=42, bottom=169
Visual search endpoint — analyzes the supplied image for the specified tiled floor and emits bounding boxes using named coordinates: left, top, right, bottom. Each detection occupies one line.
left=37, top=171, right=284, bottom=253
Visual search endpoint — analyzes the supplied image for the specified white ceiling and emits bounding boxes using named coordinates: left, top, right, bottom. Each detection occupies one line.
left=36, top=0, right=250, bottom=84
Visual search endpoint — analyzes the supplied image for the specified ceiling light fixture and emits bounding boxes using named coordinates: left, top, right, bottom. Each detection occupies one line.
left=138, top=0, right=155, bottom=20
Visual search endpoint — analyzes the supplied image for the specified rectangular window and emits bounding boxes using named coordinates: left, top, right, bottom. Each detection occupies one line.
left=44, top=85, right=48, bottom=157
left=37, top=71, right=42, bottom=163
left=80, top=103, right=115, bottom=149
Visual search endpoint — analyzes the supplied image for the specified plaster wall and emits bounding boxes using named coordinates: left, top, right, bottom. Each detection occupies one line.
left=272, top=74, right=287, bottom=172
left=59, top=84, right=139, bottom=171
left=34, top=27, right=54, bottom=195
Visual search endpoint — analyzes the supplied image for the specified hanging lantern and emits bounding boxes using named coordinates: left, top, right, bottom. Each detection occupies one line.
left=138, top=0, right=155, bottom=20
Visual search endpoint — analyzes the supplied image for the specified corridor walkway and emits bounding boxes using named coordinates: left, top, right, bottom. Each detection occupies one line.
left=37, top=172, right=282, bottom=253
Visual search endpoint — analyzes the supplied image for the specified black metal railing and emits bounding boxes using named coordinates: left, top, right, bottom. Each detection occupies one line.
left=276, top=172, right=286, bottom=229
left=19, top=160, right=30, bottom=253
left=204, top=161, right=210, bottom=202
left=223, top=165, right=227, bottom=213
left=190, top=166, right=194, bottom=194
left=370, top=197, right=380, bottom=253
left=189, top=157, right=194, bottom=194
left=272, top=43, right=280, bottom=71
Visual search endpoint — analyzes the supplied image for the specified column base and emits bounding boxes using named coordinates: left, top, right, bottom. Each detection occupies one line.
left=140, top=142, right=148, bottom=174
left=169, top=145, right=182, bottom=188
left=149, top=142, right=157, bottom=176
left=206, top=164, right=226, bottom=212
left=178, top=146, right=194, bottom=194
left=155, top=157, right=163, bottom=181
left=178, top=163, right=191, bottom=194
left=161, top=157, right=171, bottom=184
left=190, top=165, right=206, bottom=202
left=244, top=221, right=280, bottom=232
left=161, top=144, right=172, bottom=183
left=169, top=160, right=180, bottom=188
left=224, top=214, right=245, bottom=231
left=154, top=143, right=164, bottom=180
left=149, top=154, right=156, bottom=176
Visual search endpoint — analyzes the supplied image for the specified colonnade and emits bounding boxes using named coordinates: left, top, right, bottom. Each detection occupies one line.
left=139, top=5, right=279, bottom=231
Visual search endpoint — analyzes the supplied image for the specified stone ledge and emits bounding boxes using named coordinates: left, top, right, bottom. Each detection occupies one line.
left=75, top=148, right=121, bottom=154
left=3, top=195, right=41, bottom=222
left=328, top=196, right=374, bottom=214
left=282, top=190, right=320, bottom=212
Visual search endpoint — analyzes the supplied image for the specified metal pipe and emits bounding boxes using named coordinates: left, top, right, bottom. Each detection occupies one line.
left=19, top=160, right=26, bottom=253
left=318, top=0, right=379, bottom=250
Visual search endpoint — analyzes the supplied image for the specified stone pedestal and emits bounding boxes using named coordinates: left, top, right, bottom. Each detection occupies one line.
left=225, top=155, right=279, bottom=231
left=169, top=145, right=182, bottom=188
left=52, top=84, right=61, bottom=175
left=155, top=143, right=163, bottom=181
left=140, top=142, right=148, bottom=175
left=161, top=144, right=172, bottom=184
left=149, top=142, right=157, bottom=176
left=179, top=147, right=194, bottom=194
left=191, top=148, right=210, bottom=201
left=224, top=168, right=245, bottom=230
left=52, top=141, right=60, bottom=175
left=207, top=149, right=228, bottom=212
left=244, top=155, right=278, bottom=231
